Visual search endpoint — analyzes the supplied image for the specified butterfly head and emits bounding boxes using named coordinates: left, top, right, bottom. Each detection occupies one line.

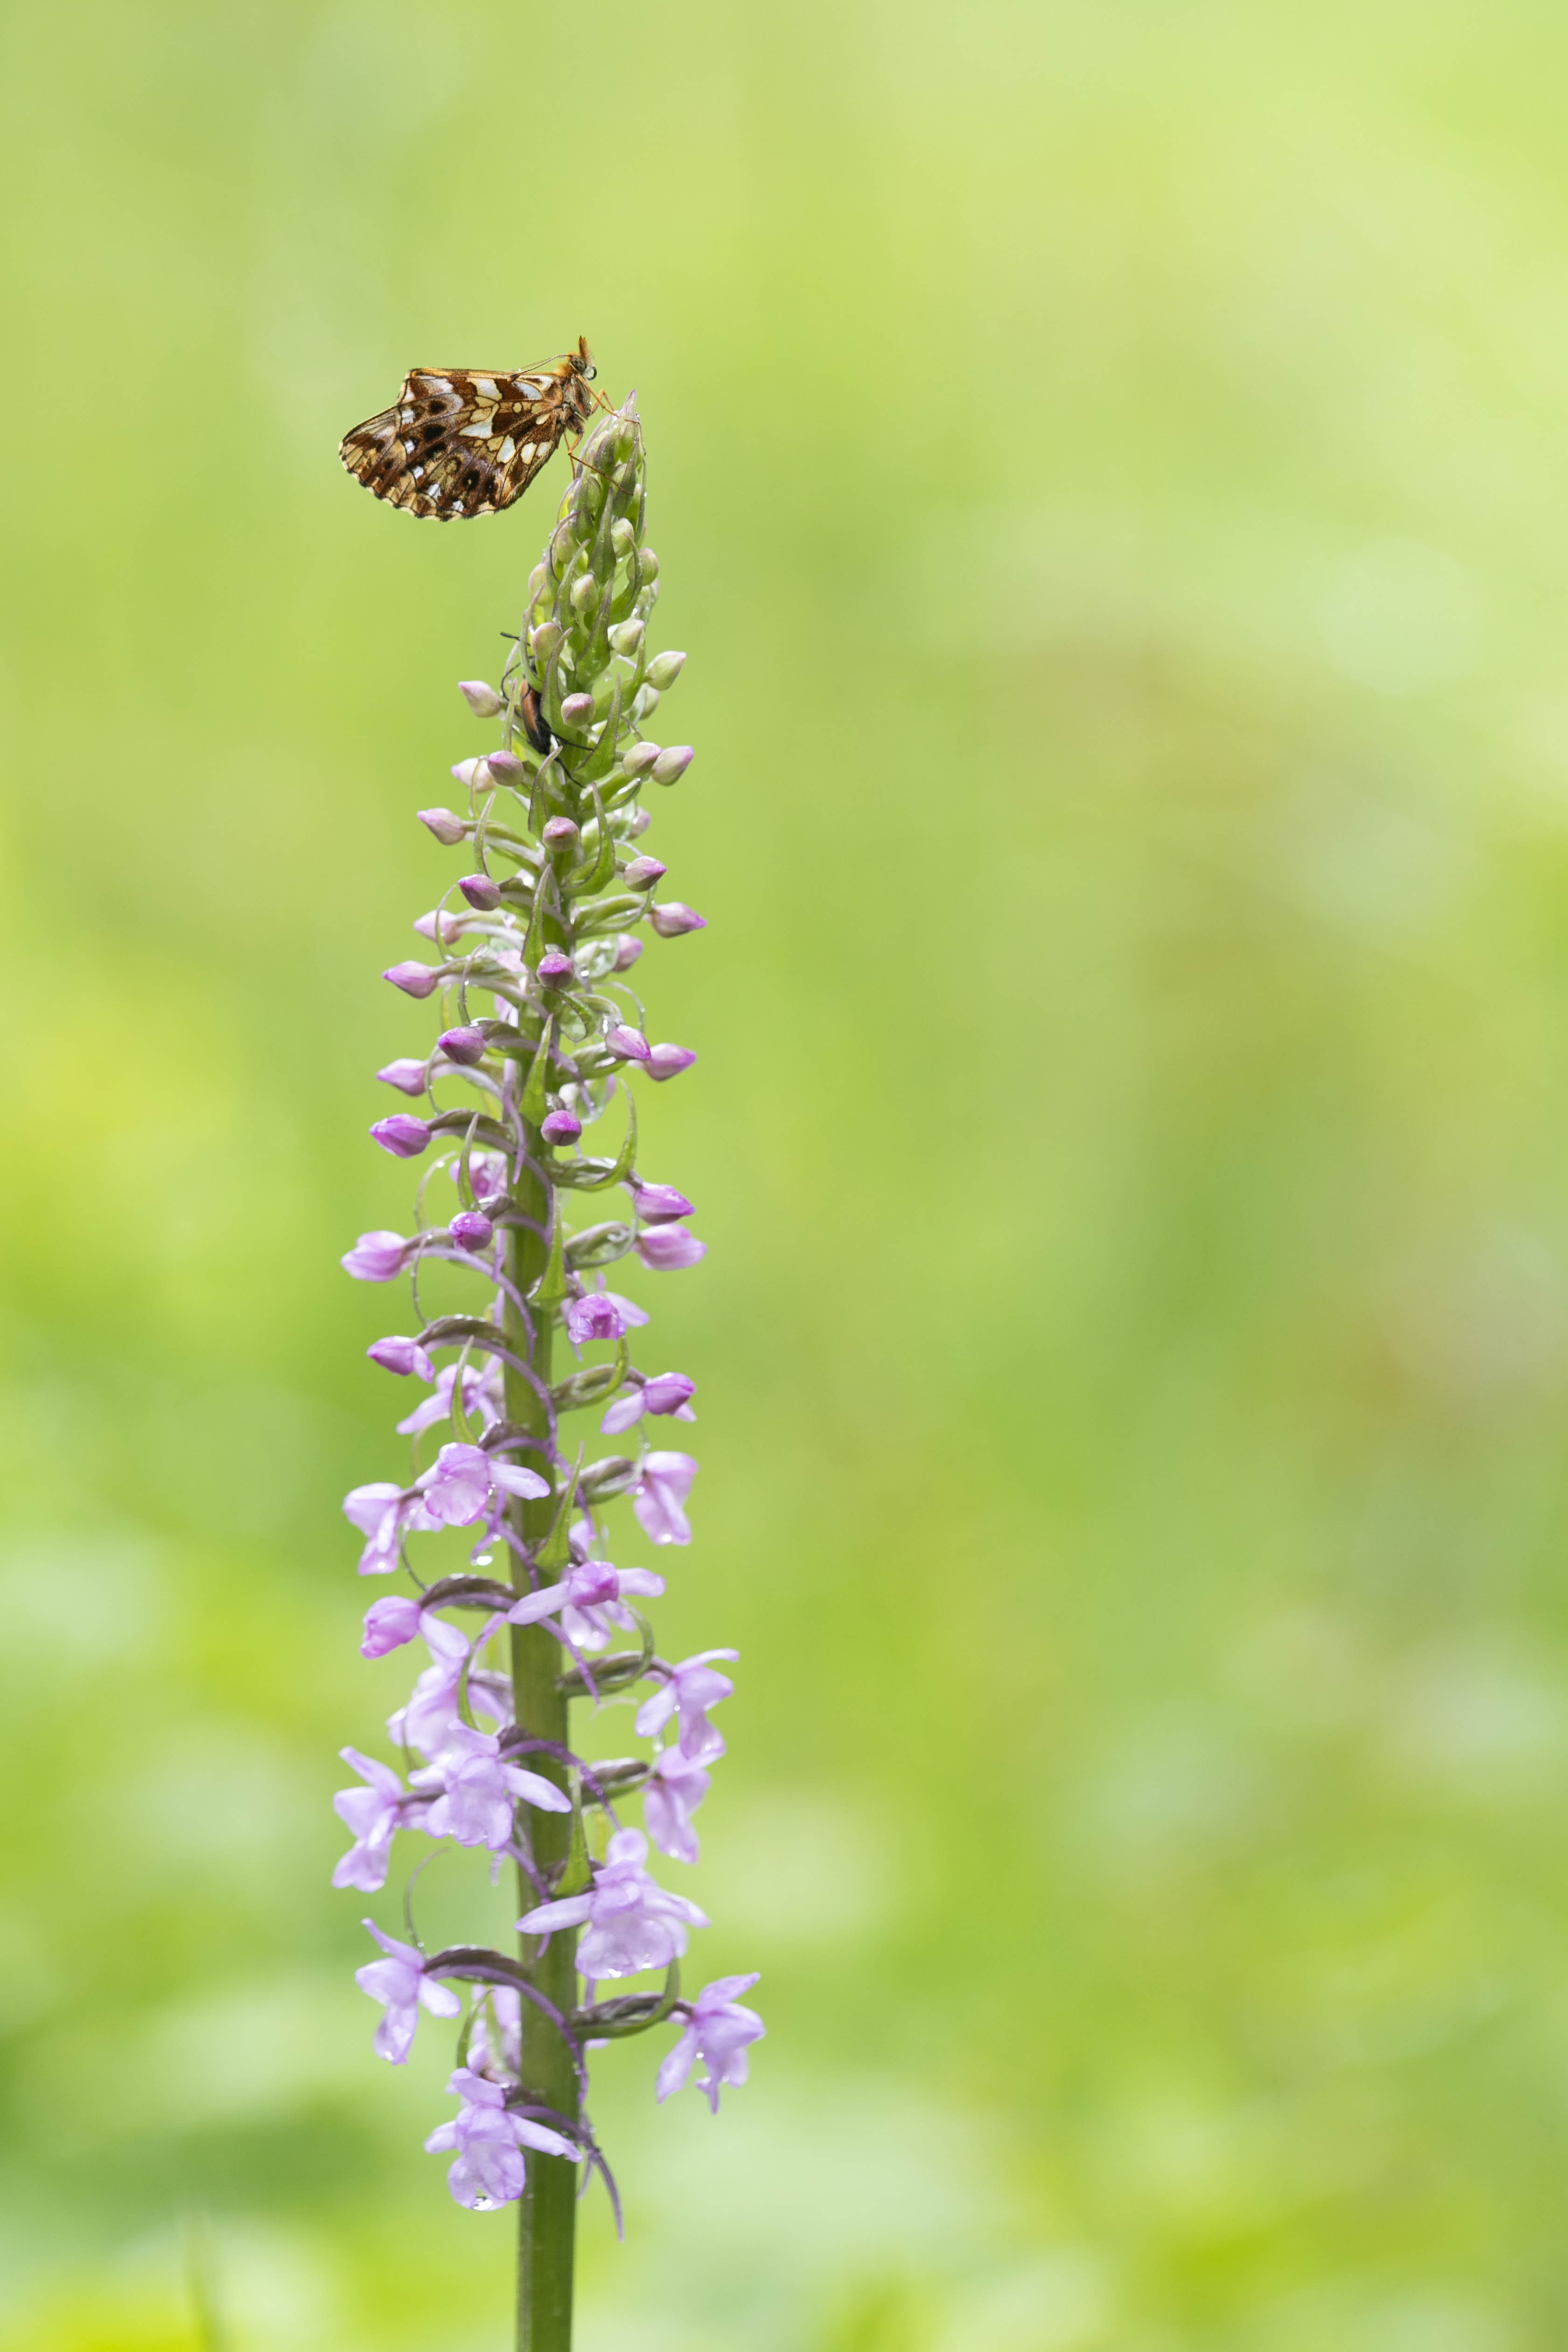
left=572, top=335, right=595, bottom=381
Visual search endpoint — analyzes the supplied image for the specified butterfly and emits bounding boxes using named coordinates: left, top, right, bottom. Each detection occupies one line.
left=338, top=335, right=599, bottom=520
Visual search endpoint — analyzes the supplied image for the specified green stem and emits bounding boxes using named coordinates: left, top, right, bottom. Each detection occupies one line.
left=505, top=1132, right=578, bottom=2352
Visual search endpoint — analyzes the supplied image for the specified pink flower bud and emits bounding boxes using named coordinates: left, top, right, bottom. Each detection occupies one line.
left=384, top=960, right=439, bottom=999
left=368, top=1336, right=435, bottom=1379
left=458, top=680, right=504, bottom=717
left=637, top=1224, right=707, bottom=1271
left=438, top=1026, right=487, bottom=1065
left=649, top=902, right=706, bottom=938
left=419, top=807, right=466, bottom=845
left=542, top=1108, right=582, bottom=1144
left=613, top=937, right=644, bottom=972
left=371, top=1114, right=431, bottom=1159
left=449, top=1211, right=493, bottom=1251
left=361, top=1595, right=424, bottom=1657
left=342, top=1230, right=416, bottom=1281
left=450, top=757, right=491, bottom=790
left=542, top=817, right=579, bottom=852
left=632, top=1183, right=693, bottom=1223
left=651, top=745, right=694, bottom=784
left=644, top=1372, right=696, bottom=1416
left=486, top=749, right=527, bottom=786
left=622, top=743, right=661, bottom=777
left=627, top=807, right=652, bottom=837
left=376, top=1058, right=428, bottom=1095
left=560, top=693, right=595, bottom=727
left=624, top=857, right=666, bottom=890
left=537, top=951, right=574, bottom=988
left=459, top=873, right=502, bottom=910
left=648, top=1043, right=697, bottom=1082
left=605, top=1025, right=652, bottom=1063
left=413, top=909, right=463, bottom=945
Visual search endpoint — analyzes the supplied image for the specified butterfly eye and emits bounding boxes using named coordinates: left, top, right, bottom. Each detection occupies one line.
left=583, top=364, right=596, bottom=381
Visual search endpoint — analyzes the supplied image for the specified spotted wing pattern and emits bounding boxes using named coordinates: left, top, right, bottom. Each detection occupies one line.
left=339, top=362, right=576, bottom=520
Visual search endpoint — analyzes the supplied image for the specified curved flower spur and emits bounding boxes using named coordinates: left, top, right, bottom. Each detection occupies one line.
left=331, top=385, right=760, bottom=2347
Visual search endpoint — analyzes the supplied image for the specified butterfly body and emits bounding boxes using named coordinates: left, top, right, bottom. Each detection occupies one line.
left=339, top=336, right=597, bottom=520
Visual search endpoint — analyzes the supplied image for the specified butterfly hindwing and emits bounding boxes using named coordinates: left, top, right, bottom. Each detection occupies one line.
left=338, top=346, right=596, bottom=522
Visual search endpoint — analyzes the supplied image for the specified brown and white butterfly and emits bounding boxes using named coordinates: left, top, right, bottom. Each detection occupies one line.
left=338, top=335, right=599, bottom=520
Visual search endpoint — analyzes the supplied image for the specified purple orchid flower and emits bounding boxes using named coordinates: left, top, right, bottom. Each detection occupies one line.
left=631, top=1451, right=699, bottom=1547
left=656, top=1975, right=765, bottom=2113
left=425, top=2068, right=580, bottom=2210
left=355, top=1919, right=462, bottom=2063
left=634, top=1650, right=738, bottom=1764
left=507, top=1559, right=666, bottom=1653
left=395, top=1359, right=503, bottom=1439
left=332, top=1748, right=421, bottom=1891
left=643, top=1746, right=711, bottom=1865
left=389, top=1617, right=509, bottom=1758
left=601, top=1372, right=695, bottom=1436
left=421, top=1724, right=571, bottom=1849
left=517, top=1827, right=708, bottom=1981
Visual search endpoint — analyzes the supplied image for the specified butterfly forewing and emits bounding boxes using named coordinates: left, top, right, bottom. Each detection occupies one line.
left=338, top=353, right=588, bottom=521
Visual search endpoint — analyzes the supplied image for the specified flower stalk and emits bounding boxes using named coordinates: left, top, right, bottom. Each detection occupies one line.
left=334, top=393, right=761, bottom=2352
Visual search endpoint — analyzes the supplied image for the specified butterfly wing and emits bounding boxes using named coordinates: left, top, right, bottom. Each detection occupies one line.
left=339, top=365, right=574, bottom=521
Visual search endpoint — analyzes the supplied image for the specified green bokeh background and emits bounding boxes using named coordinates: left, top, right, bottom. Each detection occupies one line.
left=5, top=0, right=1568, bottom=2345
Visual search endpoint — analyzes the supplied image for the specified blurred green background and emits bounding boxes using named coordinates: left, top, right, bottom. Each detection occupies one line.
left=5, top=0, right=1568, bottom=2344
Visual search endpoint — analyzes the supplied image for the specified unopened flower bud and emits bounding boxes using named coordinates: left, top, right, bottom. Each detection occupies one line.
left=384, top=960, right=439, bottom=999
left=458, top=680, right=504, bottom=717
left=371, top=1114, right=431, bottom=1159
left=342, top=1229, right=416, bottom=1281
left=640, top=548, right=661, bottom=581
left=652, top=745, right=694, bottom=785
left=570, top=572, right=599, bottom=614
left=459, top=873, right=502, bottom=910
left=609, top=618, right=644, bottom=657
left=419, top=807, right=466, bottom=845
left=450, top=757, right=492, bottom=791
left=542, top=1108, right=583, bottom=1144
left=649, top=901, right=706, bottom=938
left=530, top=621, right=563, bottom=660
left=611, top=517, right=637, bottom=559
left=605, top=1024, right=652, bottom=1063
left=632, top=686, right=661, bottom=721
left=622, top=742, right=661, bottom=777
left=627, top=807, right=652, bottom=836
left=537, top=950, right=574, bottom=988
left=632, top=1183, right=693, bottom=1222
left=377, top=1057, right=428, bottom=1095
left=637, top=1223, right=706, bottom=1270
left=542, top=817, right=579, bottom=854
left=412, top=910, right=462, bottom=945
left=613, top=937, right=644, bottom=972
left=560, top=692, right=595, bottom=727
left=368, top=1336, right=435, bottom=1379
left=486, top=749, right=527, bottom=786
left=623, top=856, right=666, bottom=890
left=645, top=650, right=686, bottom=691
left=438, top=1026, right=487, bottom=1065
left=648, top=1043, right=697, bottom=1082
left=449, top=1210, right=493, bottom=1250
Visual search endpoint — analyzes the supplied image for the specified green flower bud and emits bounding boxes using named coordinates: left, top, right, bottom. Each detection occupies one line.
left=611, top=517, right=637, bottom=560
left=570, top=572, right=598, bottom=615
left=639, top=549, right=660, bottom=581
left=609, top=619, right=644, bottom=658
left=530, top=621, right=564, bottom=661
left=645, top=650, right=685, bottom=691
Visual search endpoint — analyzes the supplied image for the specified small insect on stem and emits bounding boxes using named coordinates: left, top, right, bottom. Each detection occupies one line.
left=339, top=335, right=600, bottom=523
